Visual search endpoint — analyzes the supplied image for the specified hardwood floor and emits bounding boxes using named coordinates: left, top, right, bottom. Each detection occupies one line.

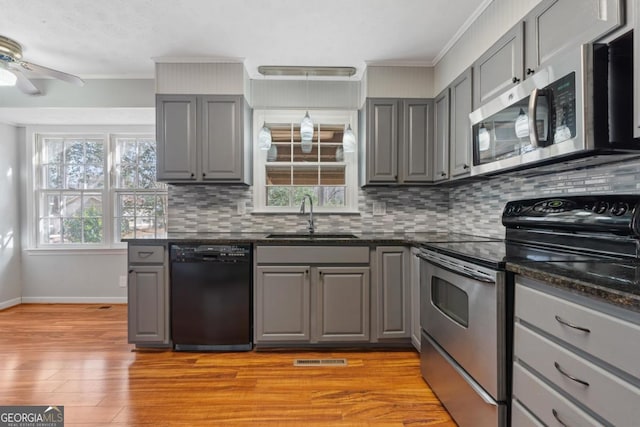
left=0, top=304, right=455, bottom=426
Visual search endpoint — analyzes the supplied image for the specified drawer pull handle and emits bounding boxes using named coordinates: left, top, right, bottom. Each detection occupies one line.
left=552, top=409, right=569, bottom=427
left=554, top=362, right=590, bottom=387
left=137, top=251, right=154, bottom=258
left=554, top=315, right=591, bottom=333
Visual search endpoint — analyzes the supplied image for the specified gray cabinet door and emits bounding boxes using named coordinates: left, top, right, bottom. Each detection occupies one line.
left=156, top=95, right=197, bottom=181
left=524, top=0, right=622, bottom=73
left=432, top=89, right=450, bottom=182
left=128, top=265, right=167, bottom=344
left=400, top=99, right=434, bottom=182
left=366, top=98, right=399, bottom=183
left=473, top=22, right=524, bottom=109
left=200, top=95, right=244, bottom=181
left=255, top=266, right=311, bottom=342
left=449, top=68, right=473, bottom=178
left=315, top=267, right=370, bottom=342
left=375, top=247, right=409, bottom=339
left=636, top=1, right=640, bottom=139
left=410, top=248, right=421, bottom=350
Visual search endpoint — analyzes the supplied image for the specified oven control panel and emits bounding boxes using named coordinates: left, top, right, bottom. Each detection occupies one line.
left=502, top=196, right=640, bottom=235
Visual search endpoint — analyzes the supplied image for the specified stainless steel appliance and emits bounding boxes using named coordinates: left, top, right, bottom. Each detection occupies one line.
left=470, top=31, right=637, bottom=176
left=171, top=244, right=252, bottom=351
left=419, top=195, right=640, bottom=427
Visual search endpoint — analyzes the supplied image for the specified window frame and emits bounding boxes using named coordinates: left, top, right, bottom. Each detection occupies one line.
left=27, top=125, right=165, bottom=250
left=252, top=110, right=359, bottom=214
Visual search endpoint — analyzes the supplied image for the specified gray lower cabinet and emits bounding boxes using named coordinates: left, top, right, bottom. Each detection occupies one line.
left=315, top=267, right=370, bottom=342
left=636, top=0, right=640, bottom=139
left=363, top=98, right=433, bottom=185
left=472, top=22, right=524, bottom=110
left=374, top=247, right=409, bottom=340
left=410, top=248, right=421, bottom=350
left=513, top=276, right=640, bottom=427
left=432, top=89, right=449, bottom=182
left=449, top=68, right=472, bottom=178
left=255, top=266, right=310, bottom=342
left=127, top=245, right=169, bottom=346
left=156, top=94, right=251, bottom=184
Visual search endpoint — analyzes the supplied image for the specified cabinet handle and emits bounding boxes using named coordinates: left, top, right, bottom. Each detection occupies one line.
left=554, top=362, right=590, bottom=387
left=128, top=269, right=134, bottom=274
left=512, top=77, right=520, bottom=84
left=202, top=173, right=206, bottom=178
left=137, top=251, right=154, bottom=258
left=190, top=173, right=195, bottom=178
left=552, top=409, right=570, bottom=427
left=463, top=164, right=469, bottom=169
left=440, top=171, right=447, bottom=177
left=554, top=315, right=591, bottom=333
left=305, top=269, right=309, bottom=277
left=526, top=68, right=535, bottom=75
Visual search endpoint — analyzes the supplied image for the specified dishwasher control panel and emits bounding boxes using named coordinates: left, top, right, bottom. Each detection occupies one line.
left=171, top=244, right=251, bottom=262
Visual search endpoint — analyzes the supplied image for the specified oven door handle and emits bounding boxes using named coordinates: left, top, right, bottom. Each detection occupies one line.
left=417, top=253, right=496, bottom=284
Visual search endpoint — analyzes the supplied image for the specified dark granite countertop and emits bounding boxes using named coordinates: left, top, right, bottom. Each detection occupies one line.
left=507, top=260, right=640, bottom=314
left=123, top=231, right=494, bottom=246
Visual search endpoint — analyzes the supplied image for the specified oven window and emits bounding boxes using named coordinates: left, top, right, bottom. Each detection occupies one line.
left=431, top=277, right=469, bottom=327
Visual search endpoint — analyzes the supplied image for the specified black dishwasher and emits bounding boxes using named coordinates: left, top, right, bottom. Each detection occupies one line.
left=170, top=244, right=252, bottom=351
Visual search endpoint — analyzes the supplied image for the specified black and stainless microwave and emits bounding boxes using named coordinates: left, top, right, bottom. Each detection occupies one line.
left=469, top=31, right=637, bottom=176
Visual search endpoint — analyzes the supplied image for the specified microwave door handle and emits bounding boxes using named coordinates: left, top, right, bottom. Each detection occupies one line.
left=528, top=88, right=541, bottom=147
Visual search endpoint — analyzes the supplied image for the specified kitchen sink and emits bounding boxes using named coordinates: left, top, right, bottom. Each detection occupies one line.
left=265, top=233, right=359, bottom=239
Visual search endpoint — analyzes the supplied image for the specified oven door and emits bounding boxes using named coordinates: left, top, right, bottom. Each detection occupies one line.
left=419, top=249, right=506, bottom=401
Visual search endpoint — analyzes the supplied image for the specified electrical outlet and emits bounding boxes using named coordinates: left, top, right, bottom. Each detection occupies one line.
left=237, top=200, right=246, bottom=215
left=373, top=201, right=386, bottom=215
left=119, top=275, right=127, bottom=288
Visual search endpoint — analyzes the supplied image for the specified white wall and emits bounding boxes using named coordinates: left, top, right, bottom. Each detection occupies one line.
left=0, top=123, right=22, bottom=309
left=434, top=0, right=541, bottom=93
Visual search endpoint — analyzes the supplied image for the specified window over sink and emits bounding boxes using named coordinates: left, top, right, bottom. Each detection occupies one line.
left=253, top=110, right=359, bottom=213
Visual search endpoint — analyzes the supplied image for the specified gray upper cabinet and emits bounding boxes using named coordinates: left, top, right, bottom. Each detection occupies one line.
left=127, top=245, right=169, bottom=346
left=449, top=68, right=473, bottom=178
left=400, top=99, right=434, bottom=183
left=255, top=266, right=311, bottom=342
left=315, top=267, right=370, bottom=342
left=472, top=22, right=524, bottom=109
left=635, top=1, right=640, bottom=139
left=363, top=98, right=433, bottom=185
left=524, top=0, right=623, bottom=74
left=156, top=95, right=197, bottom=181
left=366, top=98, right=399, bottom=183
left=374, top=247, right=409, bottom=340
left=432, top=89, right=449, bottom=182
left=156, top=94, right=251, bottom=184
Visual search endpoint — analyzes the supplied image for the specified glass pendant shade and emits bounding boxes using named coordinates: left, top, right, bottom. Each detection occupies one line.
left=514, top=108, right=529, bottom=138
left=0, top=67, right=17, bottom=86
left=478, top=124, right=491, bottom=152
left=258, top=123, right=272, bottom=150
left=300, top=138, right=313, bottom=153
left=342, top=124, right=356, bottom=153
left=300, top=111, right=314, bottom=141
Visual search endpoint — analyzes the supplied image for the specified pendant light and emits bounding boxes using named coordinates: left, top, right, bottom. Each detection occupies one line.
left=342, top=76, right=356, bottom=153
left=258, top=122, right=272, bottom=150
left=300, top=72, right=314, bottom=145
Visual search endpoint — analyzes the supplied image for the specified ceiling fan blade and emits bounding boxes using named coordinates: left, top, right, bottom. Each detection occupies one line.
left=19, top=60, right=85, bottom=86
left=11, top=68, right=41, bottom=95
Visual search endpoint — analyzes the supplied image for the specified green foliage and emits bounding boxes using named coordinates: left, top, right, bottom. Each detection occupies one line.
left=63, top=206, right=103, bottom=244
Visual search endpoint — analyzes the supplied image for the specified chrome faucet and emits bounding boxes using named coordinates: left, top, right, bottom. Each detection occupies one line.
left=299, top=194, right=315, bottom=234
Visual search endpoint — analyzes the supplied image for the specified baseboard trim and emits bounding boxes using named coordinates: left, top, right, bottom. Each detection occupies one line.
left=0, top=297, right=22, bottom=310
left=21, top=297, right=127, bottom=304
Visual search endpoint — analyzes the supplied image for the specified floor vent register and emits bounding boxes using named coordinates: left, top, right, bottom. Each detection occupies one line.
left=293, top=358, right=348, bottom=367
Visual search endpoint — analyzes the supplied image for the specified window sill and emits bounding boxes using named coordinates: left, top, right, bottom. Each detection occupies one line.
left=25, top=247, right=127, bottom=256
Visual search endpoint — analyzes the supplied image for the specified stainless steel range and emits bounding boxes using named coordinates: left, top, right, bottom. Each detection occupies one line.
left=418, top=195, right=640, bottom=427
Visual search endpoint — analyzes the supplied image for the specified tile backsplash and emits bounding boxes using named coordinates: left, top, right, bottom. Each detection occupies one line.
left=168, top=158, right=640, bottom=238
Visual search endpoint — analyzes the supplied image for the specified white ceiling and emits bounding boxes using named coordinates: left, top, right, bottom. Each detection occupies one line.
left=0, top=0, right=489, bottom=79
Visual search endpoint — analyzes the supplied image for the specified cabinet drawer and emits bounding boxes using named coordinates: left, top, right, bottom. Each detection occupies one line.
left=511, top=399, right=543, bottom=427
left=513, top=362, right=603, bottom=427
left=256, top=246, right=369, bottom=264
left=515, top=322, right=640, bottom=426
left=515, top=280, right=640, bottom=378
left=128, top=245, right=165, bottom=264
